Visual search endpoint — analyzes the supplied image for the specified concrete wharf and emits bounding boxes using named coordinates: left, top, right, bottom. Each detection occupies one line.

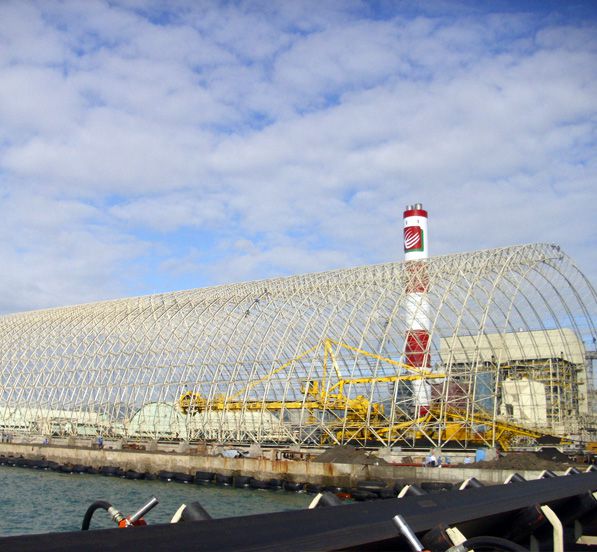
left=0, top=440, right=575, bottom=487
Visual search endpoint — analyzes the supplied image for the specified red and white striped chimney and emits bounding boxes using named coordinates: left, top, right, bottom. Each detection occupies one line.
left=403, top=203, right=431, bottom=416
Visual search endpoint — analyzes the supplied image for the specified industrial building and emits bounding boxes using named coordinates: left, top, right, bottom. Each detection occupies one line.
left=0, top=204, right=595, bottom=450
left=0, top=234, right=594, bottom=450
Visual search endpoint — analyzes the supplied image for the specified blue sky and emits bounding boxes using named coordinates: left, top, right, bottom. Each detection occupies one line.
left=0, top=0, right=596, bottom=313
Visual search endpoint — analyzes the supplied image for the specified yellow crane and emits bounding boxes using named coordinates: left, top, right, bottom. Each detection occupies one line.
left=179, top=338, right=568, bottom=448
left=428, top=406, right=570, bottom=451
left=179, top=338, right=444, bottom=425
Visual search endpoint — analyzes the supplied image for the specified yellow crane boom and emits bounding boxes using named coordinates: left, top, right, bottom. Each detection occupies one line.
left=180, top=338, right=445, bottom=417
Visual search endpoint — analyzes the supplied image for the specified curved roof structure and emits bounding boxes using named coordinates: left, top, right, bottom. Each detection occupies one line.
left=0, top=243, right=595, bottom=449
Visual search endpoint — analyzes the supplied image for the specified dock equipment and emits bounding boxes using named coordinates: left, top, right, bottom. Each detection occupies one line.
left=179, top=338, right=571, bottom=450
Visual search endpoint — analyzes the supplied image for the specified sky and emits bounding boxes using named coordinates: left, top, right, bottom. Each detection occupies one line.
left=0, top=0, right=596, bottom=314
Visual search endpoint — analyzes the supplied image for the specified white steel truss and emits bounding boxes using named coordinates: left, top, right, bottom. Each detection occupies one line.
left=0, top=243, right=594, bottom=449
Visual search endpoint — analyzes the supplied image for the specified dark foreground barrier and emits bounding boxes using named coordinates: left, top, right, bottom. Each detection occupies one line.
left=0, top=469, right=596, bottom=551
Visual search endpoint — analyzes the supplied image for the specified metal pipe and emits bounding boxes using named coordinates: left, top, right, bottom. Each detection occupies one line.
left=392, top=514, right=425, bottom=551
left=128, top=497, right=159, bottom=525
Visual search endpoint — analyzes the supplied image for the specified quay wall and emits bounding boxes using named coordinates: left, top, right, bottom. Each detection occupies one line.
left=0, top=442, right=567, bottom=486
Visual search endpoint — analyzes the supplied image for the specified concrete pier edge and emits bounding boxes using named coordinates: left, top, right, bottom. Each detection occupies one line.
left=0, top=442, right=569, bottom=487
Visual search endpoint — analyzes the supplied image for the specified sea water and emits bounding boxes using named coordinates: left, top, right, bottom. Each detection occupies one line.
left=0, top=466, right=312, bottom=537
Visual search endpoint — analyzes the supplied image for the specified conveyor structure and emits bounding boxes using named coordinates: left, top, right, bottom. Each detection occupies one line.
left=1, top=468, right=597, bottom=551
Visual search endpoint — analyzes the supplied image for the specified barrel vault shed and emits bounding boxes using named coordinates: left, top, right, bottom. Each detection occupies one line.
left=0, top=243, right=594, bottom=449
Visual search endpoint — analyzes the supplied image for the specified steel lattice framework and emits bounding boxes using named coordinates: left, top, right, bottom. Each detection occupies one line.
left=0, top=243, right=595, bottom=449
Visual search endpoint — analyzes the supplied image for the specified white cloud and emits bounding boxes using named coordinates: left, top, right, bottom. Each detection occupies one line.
left=206, top=240, right=359, bottom=285
left=111, top=192, right=229, bottom=232
left=0, top=0, right=595, bottom=312
left=0, top=1, right=68, bottom=65
left=0, top=190, right=143, bottom=312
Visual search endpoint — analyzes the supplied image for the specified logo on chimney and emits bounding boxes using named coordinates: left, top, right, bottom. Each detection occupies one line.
left=404, top=226, right=424, bottom=252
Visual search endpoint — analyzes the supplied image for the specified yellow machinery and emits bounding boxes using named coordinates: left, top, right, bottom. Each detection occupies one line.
left=321, top=402, right=560, bottom=451
left=179, top=338, right=567, bottom=449
left=180, top=338, right=444, bottom=444
left=390, top=407, right=564, bottom=452
left=180, top=338, right=443, bottom=409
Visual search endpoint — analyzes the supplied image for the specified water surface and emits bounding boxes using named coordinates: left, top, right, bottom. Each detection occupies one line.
left=0, top=466, right=311, bottom=536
